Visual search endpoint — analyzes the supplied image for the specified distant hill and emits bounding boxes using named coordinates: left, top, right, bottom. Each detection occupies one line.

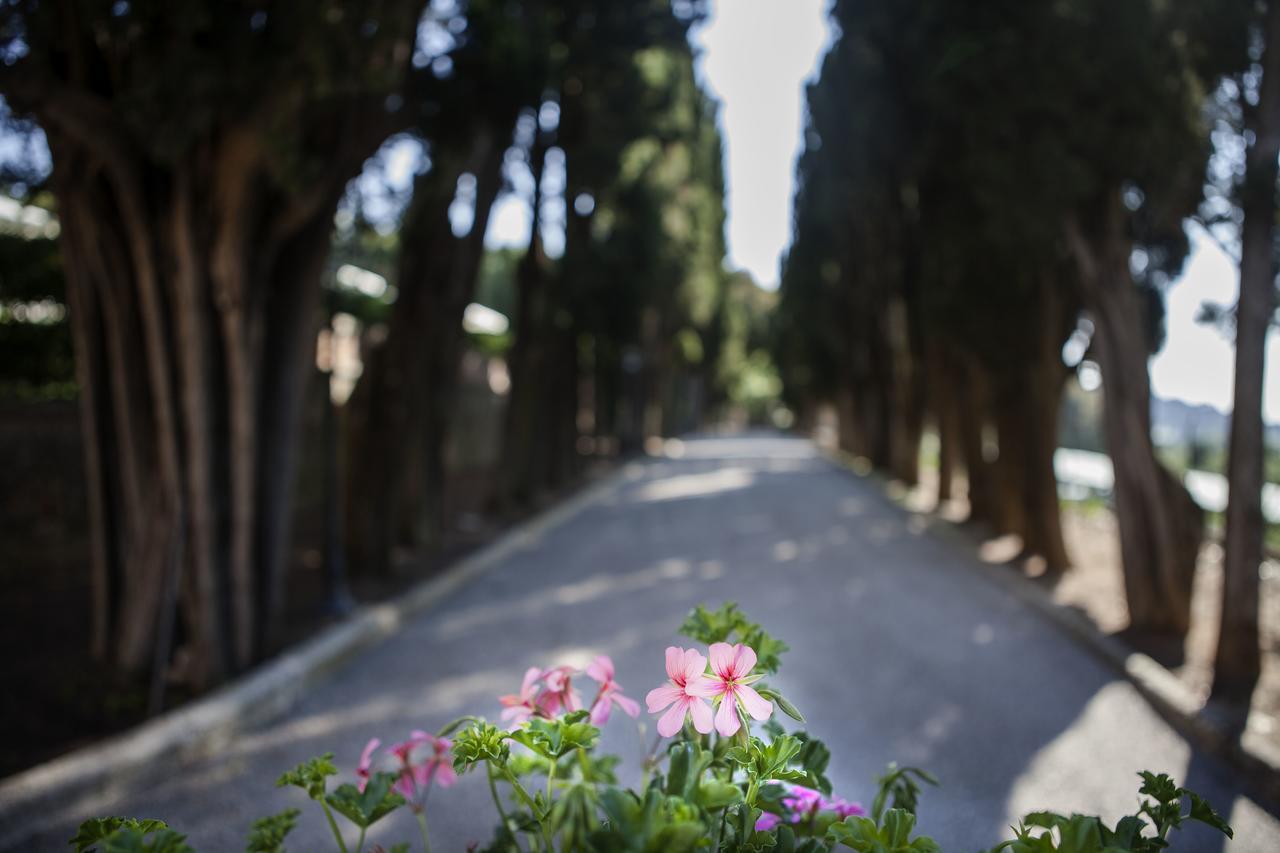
left=1150, top=396, right=1280, bottom=447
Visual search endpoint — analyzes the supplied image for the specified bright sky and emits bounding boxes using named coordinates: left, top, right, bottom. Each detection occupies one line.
left=1151, top=225, right=1280, bottom=424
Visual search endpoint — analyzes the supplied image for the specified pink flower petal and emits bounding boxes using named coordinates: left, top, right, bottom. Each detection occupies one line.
left=681, top=648, right=708, bottom=682
left=685, top=674, right=721, bottom=699
left=614, top=692, right=641, bottom=718
left=736, top=684, right=773, bottom=721
left=665, top=646, right=684, bottom=682
left=586, top=655, right=614, bottom=683
left=590, top=698, right=611, bottom=726
left=733, top=645, right=758, bottom=676
left=359, top=738, right=381, bottom=771
left=434, top=761, right=457, bottom=788
left=646, top=684, right=683, bottom=713
left=708, top=642, right=736, bottom=678
left=520, top=667, right=542, bottom=700
left=657, top=698, right=690, bottom=737
left=688, top=697, right=714, bottom=734
left=714, top=695, right=741, bottom=736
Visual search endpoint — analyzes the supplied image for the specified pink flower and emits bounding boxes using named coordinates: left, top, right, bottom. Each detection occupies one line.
left=387, top=730, right=458, bottom=799
left=828, top=797, right=865, bottom=818
left=645, top=647, right=718, bottom=737
left=585, top=655, right=641, bottom=725
left=538, top=665, right=583, bottom=717
left=356, top=737, right=381, bottom=792
left=707, top=642, right=773, bottom=736
left=500, top=667, right=544, bottom=725
left=755, top=812, right=782, bottom=831
left=782, top=784, right=824, bottom=823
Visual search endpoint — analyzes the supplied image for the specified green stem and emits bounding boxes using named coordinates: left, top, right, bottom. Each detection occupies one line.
left=355, top=827, right=366, bottom=853
left=416, top=810, right=432, bottom=853
left=501, top=767, right=552, bottom=851
left=486, top=764, right=515, bottom=838
left=546, top=755, right=558, bottom=800
left=319, top=801, right=349, bottom=853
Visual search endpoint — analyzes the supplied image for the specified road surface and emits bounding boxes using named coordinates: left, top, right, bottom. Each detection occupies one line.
left=19, top=434, right=1280, bottom=850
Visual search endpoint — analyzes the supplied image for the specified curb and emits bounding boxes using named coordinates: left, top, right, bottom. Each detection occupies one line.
left=817, top=446, right=1280, bottom=806
left=0, top=465, right=632, bottom=848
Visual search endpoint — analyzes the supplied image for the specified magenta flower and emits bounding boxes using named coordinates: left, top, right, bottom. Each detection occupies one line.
left=585, top=655, right=641, bottom=725
left=707, top=642, right=773, bottom=736
left=356, top=737, right=381, bottom=792
left=500, top=666, right=544, bottom=725
left=756, top=812, right=782, bottom=831
left=645, top=646, right=718, bottom=737
left=827, top=796, right=866, bottom=818
left=782, top=784, right=825, bottom=823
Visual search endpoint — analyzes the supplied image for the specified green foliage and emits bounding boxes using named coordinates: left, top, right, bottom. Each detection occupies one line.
left=275, top=753, right=338, bottom=801
left=452, top=721, right=512, bottom=772
left=70, top=818, right=176, bottom=853
left=75, top=606, right=1232, bottom=852
left=324, top=772, right=406, bottom=830
left=869, top=765, right=938, bottom=822
left=827, top=810, right=939, bottom=853
left=509, top=711, right=600, bottom=760
left=679, top=602, right=790, bottom=674
left=244, top=808, right=300, bottom=853
left=988, top=772, right=1232, bottom=852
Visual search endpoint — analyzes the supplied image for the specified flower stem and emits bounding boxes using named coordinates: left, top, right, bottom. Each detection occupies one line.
left=486, top=764, right=515, bottom=838
left=319, top=801, right=349, bottom=853
left=416, top=810, right=432, bottom=853
left=354, top=827, right=366, bottom=853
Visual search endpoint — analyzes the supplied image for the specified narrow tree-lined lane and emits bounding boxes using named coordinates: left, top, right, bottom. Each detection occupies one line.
left=23, top=434, right=1280, bottom=850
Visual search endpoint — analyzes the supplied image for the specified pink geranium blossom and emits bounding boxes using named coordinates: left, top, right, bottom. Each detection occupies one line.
left=356, top=737, right=381, bottom=793
left=538, top=665, right=583, bottom=717
left=755, top=811, right=782, bottom=831
left=585, top=655, right=641, bottom=725
left=645, top=647, right=717, bottom=737
left=387, top=730, right=457, bottom=800
left=499, top=667, right=545, bottom=725
left=707, top=642, right=773, bottom=736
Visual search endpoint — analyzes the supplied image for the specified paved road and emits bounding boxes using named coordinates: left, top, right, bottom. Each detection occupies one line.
left=21, top=434, right=1280, bottom=851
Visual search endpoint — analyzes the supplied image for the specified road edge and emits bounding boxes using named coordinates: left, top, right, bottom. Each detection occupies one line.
left=818, top=446, right=1280, bottom=806
left=0, top=465, right=633, bottom=848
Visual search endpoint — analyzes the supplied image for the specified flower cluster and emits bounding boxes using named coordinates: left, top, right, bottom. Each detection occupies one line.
left=499, top=654, right=639, bottom=727
left=755, top=783, right=865, bottom=831
left=645, top=642, right=774, bottom=737
left=356, top=730, right=456, bottom=803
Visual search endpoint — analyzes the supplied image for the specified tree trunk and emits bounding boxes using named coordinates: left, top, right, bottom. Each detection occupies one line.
left=48, top=119, right=370, bottom=687
left=1214, top=0, right=1280, bottom=701
left=956, top=356, right=996, bottom=526
left=500, top=132, right=551, bottom=508
left=1067, top=207, right=1202, bottom=636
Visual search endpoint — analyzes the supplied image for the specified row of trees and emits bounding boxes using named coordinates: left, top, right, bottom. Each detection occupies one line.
left=0, top=0, right=740, bottom=694
left=775, top=0, right=1275, bottom=701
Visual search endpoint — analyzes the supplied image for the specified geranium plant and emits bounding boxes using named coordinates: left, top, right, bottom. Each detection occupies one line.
left=71, top=603, right=1233, bottom=852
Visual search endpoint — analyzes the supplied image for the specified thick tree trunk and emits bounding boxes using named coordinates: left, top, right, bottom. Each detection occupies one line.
left=1067, top=208, right=1202, bottom=636
left=927, top=343, right=960, bottom=504
left=1214, top=0, right=1280, bottom=701
left=48, top=121, right=367, bottom=687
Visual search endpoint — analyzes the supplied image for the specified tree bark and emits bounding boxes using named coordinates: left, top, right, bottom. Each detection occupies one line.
left=46, top=118, right=373, bottom=687
left=1067, top=207, right=1202, bottom=636
left=1214, top=0, right=1280, bottom=701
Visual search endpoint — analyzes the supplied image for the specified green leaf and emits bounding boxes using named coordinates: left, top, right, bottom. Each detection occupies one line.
left=678, top=602, right=789, bottom=673
left=452, top=721, right=512, bottom=772
left=244, top=807, right=300, bottom=853
left=69, top=818, right=173, bottom=853
left=696, top=779, right=745, bottom=810
left=323, top=772, right=406, bottom=829
left=757, top=688, right=805, bottom=724
left=275, top=753, right=338, bottom=800
left=1182, top=790, right=1232, bottom=839
left=508, top=712, right=599, bottom=760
